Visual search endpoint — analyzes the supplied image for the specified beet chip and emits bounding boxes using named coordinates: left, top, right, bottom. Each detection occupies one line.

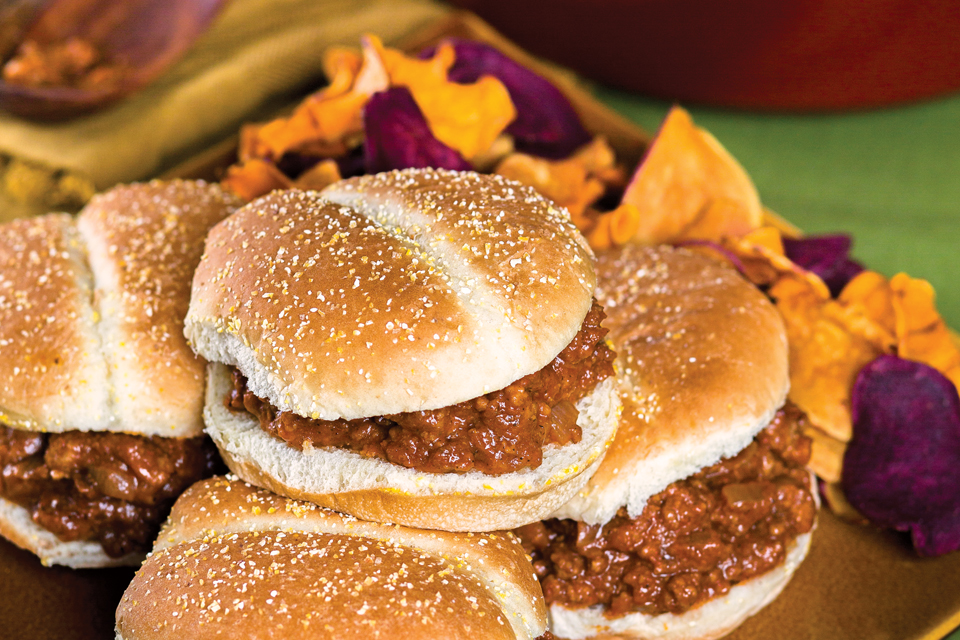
left=783, top=234, right=865, bottom=298
left=363, top=87, right=471, bottom=174
left=423, top=39, right=591, bottom=159
left=842, top=355, right=960, bottom=556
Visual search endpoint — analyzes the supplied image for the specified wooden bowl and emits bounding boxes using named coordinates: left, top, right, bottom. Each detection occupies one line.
left=450, top=0, right=960, bottom=111
left=0, top=0, right=227, bottom=121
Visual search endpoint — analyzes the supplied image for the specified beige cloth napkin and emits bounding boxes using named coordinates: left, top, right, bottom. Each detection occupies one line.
left=0, top=0, right=447, bottom=220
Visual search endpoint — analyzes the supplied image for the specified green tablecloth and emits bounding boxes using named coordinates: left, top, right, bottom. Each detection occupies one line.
left=596, top=89, right=960, bottom=331
left=597, top=89, right=960, bottom=640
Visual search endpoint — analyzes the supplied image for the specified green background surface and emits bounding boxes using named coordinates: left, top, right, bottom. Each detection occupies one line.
left=596, top=88, right=960, bottom=330
left=597, top=88, right=960, bottom=640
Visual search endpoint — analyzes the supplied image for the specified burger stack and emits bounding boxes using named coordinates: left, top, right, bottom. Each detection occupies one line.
left=9, top=169, right=816, bottom=639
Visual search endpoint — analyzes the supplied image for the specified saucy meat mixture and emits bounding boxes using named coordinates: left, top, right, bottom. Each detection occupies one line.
left=515, top=405, right=816, bottom=617
left=228, top=300, right=615, bottom=476
left=0, top=427, right=220, bottom=557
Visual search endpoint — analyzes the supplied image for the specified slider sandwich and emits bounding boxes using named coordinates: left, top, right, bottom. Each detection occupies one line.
left=515, top=245, right=818, bottom=639
left=116, top=476, right=549, bottom=640
left=0, top=181, right=239, bottom=567
left=185, top=169, right=621, bottom=531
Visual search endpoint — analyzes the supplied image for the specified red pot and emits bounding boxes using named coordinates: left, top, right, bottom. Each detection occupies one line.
left=451, top=0, right=960, bottom=111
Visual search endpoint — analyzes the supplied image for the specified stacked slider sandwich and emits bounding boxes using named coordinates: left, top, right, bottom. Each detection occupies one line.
left=118, top=168, right=624, bottom=639
left=515, top=244, right=818, bottom=639
left=184, top=168, right=622, bottom=531
left=0, top=181, right=239, bottom=568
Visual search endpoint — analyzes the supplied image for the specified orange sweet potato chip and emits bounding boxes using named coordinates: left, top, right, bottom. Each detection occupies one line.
left=494, top=137, right=626, bottom=238
left=321, top=46, right=363, bottom=97
left=621, top=106, right=762, bottom=245
left=238, top=123, right=269, bottom=163
left=367, top=36, right=516, bottom=161
left=495, top=152, right=604, bottom=221
left=835, top=270, right=897, bottom=352
left=802, top=422, right=847, bottom=484
left=246, top=39, right=386, bottom=163
left=293, top=159, right=342, bottom=192
left=221, top=159, right=292, bottom=202
left=586, top=203, right=640, bottom=251
left=772, top=276, right=885, bottom=442
left=891, top=273, right=960, bottom=389
left=723, top=227, right=832, bottom=297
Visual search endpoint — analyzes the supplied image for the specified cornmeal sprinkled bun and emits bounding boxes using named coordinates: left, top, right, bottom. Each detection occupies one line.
left=185, top=169, right=621, bottom=531
left=115, top=476, right=548, bottom=640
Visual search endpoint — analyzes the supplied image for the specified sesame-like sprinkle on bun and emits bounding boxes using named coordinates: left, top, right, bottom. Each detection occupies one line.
left=116, top=476, right=547, bottom=640
left=186, top=169, right=596, bottom=420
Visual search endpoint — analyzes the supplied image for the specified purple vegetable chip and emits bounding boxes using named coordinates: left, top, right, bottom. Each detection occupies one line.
left=421, top=39, right=591, bottom=159
left=782, top=234, right=865, bottom=297
left=842, top=355, right=960, bottom=556
left=363, top=87, right=471, bottom=174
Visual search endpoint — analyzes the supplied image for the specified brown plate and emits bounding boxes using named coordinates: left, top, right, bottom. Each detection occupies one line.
left=3, top=11, right=959, bottom=640
left=2, top=509, right=958, bottom=640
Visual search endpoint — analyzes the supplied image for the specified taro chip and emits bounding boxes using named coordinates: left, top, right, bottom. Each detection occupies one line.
left=783, top=234, right=865, bottom=297
left=620, top=106, right=763, bottom=245
left=363, top=87, right=471, bottom=174
left=842, top=355, right=960, bottom=556
left=424, top=39, right=591, bottom=159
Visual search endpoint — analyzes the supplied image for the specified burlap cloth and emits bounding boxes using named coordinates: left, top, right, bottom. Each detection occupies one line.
left=0, top=0, right=447, bottom=221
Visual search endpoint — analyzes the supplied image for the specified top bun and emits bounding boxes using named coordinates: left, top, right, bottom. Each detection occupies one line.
left=0, top=180, right=240, bottom=436
left=186, top=169, right=596, bottom=421
left=553, top=244, right=789, bottom=525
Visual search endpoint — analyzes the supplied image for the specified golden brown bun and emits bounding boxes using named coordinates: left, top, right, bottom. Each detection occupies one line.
left=0, top=181, right=240, bottom=436
left=116, top=476, right=547, bottom=640
left=553, top=245, right=789, bottom=525
left=204, top=363, right=620, bottom=532
left=186, top=169, right=596, bottom=421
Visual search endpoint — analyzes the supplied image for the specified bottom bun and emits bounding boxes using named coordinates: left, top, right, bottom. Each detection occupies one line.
left=0, top=497, right=142, bottom=568
left=204, top=363, right=620, bottom=531
left=548, top=529, right=813, bottom=640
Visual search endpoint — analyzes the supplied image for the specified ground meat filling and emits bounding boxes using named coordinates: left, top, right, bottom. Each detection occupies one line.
left=514, top=405, right=817, bottom=617
left=0, top=427, right=221, bottom=558
left=227, top=300, right=615, bottom=476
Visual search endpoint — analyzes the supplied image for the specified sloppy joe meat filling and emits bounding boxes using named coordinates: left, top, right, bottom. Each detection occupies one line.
left=514, top=405, right=816, bottom=617
left=0, top=427, right=221, bottom=558
left=227, top=299, right=615, bottom=476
